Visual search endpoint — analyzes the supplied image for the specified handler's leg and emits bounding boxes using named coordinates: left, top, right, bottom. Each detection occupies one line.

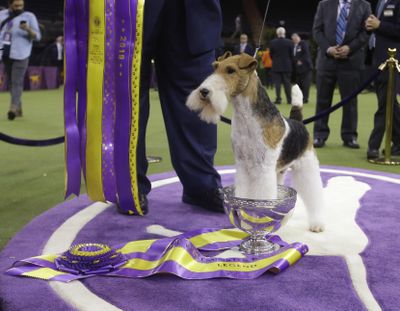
left=155, top=0, right=222, bottom=211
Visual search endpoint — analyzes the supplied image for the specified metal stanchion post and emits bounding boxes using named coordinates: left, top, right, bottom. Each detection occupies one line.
left=369, top=48, right=400, bottom=166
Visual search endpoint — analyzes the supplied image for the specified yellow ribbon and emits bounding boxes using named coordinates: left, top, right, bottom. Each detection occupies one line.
left=128, top=0, right=145, bottom=215
left=86, top=0, right=106, bottom=201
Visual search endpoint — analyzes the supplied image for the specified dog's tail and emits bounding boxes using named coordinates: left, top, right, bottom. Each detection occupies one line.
left=289, top=84, right=304, bottom=122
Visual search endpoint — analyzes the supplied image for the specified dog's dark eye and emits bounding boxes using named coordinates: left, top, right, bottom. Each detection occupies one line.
left=226, top=67, right=236, bottom=74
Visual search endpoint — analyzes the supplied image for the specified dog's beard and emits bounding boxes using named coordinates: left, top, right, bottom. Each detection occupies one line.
left=186, top=78, right=229, bottom=124
left=197, top=90, right=228, bottom=124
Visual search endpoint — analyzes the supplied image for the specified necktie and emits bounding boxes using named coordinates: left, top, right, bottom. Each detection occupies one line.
left=376, top=0, right=387, bottom=17
left=369, top=0, right=387, bottom=49
left=336, top=0, right=349, bottom=45
left=294, top=45, right=297, bottom=56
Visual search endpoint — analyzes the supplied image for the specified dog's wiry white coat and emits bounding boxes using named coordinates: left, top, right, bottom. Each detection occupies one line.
left=291, top=84, right=303, bottom=107
left=290, top=149, right=326, bottom=230
left=231, top=94, right=287, bottom=200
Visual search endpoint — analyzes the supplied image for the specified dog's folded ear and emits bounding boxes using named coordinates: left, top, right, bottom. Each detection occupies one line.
left=238, top=53, right=258, bottom=72
left=217, top=51, right=232, bottom=61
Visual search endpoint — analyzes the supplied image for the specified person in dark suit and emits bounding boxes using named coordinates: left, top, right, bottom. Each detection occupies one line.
left=312, top=0, right=371, bottom=149
left=292, top=33, right=313, bottom=103
left=44, top=36, right=63, bottom=80
left=134, top=0, right=223, bottom=214
left=366, top=0, right=400, bottom=159
left=233, top=33, right=254, bottom=56
left=269, top=27, right=294, bottom=104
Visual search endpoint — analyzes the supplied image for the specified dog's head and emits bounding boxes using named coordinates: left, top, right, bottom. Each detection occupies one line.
left=186, top=52, right=258, bottom=124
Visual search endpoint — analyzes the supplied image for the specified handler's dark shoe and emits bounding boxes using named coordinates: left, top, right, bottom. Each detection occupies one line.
left=182, top=188, right=225, bottom=213
left=313, top=138, right=325, bottom=148
left=392, top=146, right=400, bottom=156
left=367, top=149, right=379, bottom=160
left=117, top=194, right=148, bottom=215
left=343, top=139, right=360, bottom=149
left=7, top=110, right=16, bottom=120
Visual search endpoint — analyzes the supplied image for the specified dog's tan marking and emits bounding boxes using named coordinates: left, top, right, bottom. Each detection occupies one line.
left=307, top=136, right=314, bottom=150
left=261, top=118, right=285, bottom=149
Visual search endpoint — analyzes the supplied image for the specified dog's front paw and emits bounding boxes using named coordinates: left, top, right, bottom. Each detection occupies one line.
left=309, top=223, right=325, bottom=233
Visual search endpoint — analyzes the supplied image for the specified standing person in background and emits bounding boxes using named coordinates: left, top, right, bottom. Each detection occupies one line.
left=233, top=33, right=254, bottom=56
left=312, top=0, right=371, bottom=149
left=292, top=33, right=313, bottom=103
left=133, top=0, right=224, bottom=215
left=269, top=27, right=293, bottom=104
left=366, top=0, right=400, bottom=159
left=54, top=35, right=63, bottom=74
left=256, top=47, right=273, bottom=88
left=262, top=48, right=273, bottom=88
left=230, top=14, right=242, bottom=39
left=0, top=0, right=41, bottom=120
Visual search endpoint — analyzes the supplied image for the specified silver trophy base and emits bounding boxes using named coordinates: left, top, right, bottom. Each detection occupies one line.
left=239, top=235, right=280, bottom=255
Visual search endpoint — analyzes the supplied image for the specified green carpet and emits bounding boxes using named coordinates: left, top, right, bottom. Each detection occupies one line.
left=0, top=86, right=398, bottom=250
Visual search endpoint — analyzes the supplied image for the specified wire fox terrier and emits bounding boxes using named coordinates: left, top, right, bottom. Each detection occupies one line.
left=186, top=52, right=325, bottom=232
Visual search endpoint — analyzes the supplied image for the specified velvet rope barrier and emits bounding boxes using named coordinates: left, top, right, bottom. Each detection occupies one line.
left=0, top=132, right=64, bottom=147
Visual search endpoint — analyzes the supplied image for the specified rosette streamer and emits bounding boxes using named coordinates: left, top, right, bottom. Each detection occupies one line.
left=63, top=0, right=145, bottom=213
left=6, top=229, right=308, bottom=282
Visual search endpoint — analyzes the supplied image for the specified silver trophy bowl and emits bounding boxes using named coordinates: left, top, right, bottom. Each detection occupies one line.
left=222, top=185, right=297, bottom=255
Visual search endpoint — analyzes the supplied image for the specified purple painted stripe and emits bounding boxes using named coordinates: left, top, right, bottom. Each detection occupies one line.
left=64, top=0, right=81, bottom=197
left=75, top=0, right=88, bottom=179
left=101, top=0, right=117, bottom=202
left=114, top=0, right=138, bottom=212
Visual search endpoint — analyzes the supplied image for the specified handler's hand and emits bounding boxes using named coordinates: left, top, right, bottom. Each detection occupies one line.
left=337, top=45, right=350, bottom=59
left=365, top=15, right=380, bottom=31
left=327, top=46, right=340, bottom=59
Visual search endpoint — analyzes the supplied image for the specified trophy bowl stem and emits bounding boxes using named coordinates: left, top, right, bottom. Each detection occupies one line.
left=239, top=233, right=280, bottom=255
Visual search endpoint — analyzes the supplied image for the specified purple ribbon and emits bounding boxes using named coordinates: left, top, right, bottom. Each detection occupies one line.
left=101, top=0, right=117, bottom=202
left=64, top=0, right=81, bottom=197
left=74, top=0, right=88, bottom=179
left=114, top=0, right=138, bottom=212
left=112, top=238, right=306, bottom=280
left=6, top=228, right=308, bottom=282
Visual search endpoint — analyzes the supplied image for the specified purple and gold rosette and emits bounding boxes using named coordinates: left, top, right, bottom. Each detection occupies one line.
left=64, top=0, right=145, bottom=214
left=6, top=229, right=308, bottom=282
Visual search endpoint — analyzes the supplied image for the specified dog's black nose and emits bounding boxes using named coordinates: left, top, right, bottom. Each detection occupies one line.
left=199, top=88, right=210, bottom=98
